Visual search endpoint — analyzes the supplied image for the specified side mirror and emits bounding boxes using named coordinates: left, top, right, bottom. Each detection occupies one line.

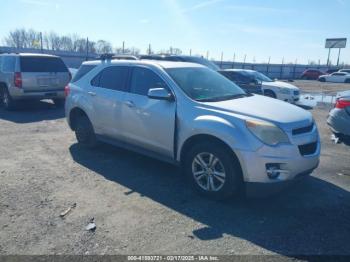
left=148, top=88, right=174, bottom=101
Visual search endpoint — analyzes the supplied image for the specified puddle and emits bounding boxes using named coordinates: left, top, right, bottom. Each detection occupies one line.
left=297, top=90, right=350, bottom=108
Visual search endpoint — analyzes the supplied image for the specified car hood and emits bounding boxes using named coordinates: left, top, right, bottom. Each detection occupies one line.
left=201, top=95, right=312, bottom=130
left=262, top=81, right=299, bottom=91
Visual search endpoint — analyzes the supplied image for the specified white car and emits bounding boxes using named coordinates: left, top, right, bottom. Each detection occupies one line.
left=339, top=69, right=350, bottom=74
left=251, top=71, right=300, bottom=103
left=319, top=72, right=350, bottom=83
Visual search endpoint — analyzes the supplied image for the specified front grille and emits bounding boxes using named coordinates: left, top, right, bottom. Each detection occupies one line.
left=292, top=123, right=314, bottom=135
left=298, top=142, right=317, bottom=156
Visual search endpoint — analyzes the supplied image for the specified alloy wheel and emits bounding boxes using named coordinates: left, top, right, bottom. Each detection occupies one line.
left=191, top=152, right=226, bottom=192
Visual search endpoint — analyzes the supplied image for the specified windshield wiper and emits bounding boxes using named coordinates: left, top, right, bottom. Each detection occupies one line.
left=197, top=93, right=248, bottom=102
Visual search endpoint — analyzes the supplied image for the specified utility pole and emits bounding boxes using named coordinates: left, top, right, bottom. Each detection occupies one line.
left=148, top=44, right=151, bottom=55
left=220, top=52, right=223, bottom=68
left=206, top=51, right=209, bottom=60
left=86, top=37, right=89, bottom=61
left=337, top=48, right=341, bottom=67
left=122, top=41, right=125, bottom=54
left=327, top=48, right=331, bottom=66
left=40, top=32, right=43, bottom=53
left=266, top=56, right=271, bottom=76
left=243, top=54, right=247, bottom=69
left=189, top=49, right=192, bottom=56
left=232, top=53, right=235, bottom=69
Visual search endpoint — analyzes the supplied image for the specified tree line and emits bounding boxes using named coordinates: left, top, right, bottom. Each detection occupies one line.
left=2, top=28, right=183, bottom=56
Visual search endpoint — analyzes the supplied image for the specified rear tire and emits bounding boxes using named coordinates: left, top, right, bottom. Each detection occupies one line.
left=1, top=87, right=16, bottom=110
left=319, top=78, right=326, bottom=82
left=74, top=115, right=97, bottom=148
left=345, top=79, right=350, bottom=83
left=53, top=98, right=65, bottom=108
left=264, top=90, right=277, bottom=99
left=184, top=141, right=243, bottom=199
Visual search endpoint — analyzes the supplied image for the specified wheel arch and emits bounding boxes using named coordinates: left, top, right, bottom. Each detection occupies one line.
left=69, top=107, right=90, bottom=131
left=264, top=89, right=277, bottom=98
left=179, top=134, right=243, bottom=175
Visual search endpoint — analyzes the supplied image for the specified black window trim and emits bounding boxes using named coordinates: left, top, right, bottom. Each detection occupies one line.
left=90, top=65, right=131, bottom=92
left=129, top=65, right=176, bottom=99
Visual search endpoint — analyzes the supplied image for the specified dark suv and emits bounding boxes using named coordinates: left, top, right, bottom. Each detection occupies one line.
left=218, top=69, right=263, bottom=95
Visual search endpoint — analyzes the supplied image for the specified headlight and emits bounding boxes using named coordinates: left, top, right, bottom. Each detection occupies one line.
left=279, top=88, right=291, bottom=94
left=246, top=119, right=290, bottom=146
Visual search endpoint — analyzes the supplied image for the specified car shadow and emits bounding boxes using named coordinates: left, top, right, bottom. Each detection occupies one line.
left=69, top=143, right=350, bottom=256
left=0, top=100, right=65, bottom=123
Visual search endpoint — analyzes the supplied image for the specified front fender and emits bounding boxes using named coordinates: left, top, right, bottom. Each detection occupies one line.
left=176, top=115, right=261, bottom=161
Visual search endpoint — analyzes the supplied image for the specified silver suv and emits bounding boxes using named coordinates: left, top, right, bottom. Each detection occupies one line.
left=66, top=59, right=320, bottom=199
left=0, top=53, right=70, bottom=110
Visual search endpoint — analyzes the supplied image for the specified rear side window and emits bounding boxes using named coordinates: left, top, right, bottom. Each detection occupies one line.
left=2, top=56, right=16, bottom=72
left=20, top=56, right=68, bottom=72
left=72, top=65, right=96, bottom=82
left=130, top=67, right=167, bottom=96
left=92, top=66, right=129, bottom=91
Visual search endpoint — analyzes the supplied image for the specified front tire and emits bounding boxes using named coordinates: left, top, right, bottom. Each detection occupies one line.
left=1, top=87, right=16, bottom=110
left=319, top=78, right=326, bottom=82
left=74, top=115, right=97, bottom=148
left=184, top=141, right=243, bottom=199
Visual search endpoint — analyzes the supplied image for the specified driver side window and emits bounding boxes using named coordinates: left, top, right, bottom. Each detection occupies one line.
left=130, top=67, right=168, bottom=96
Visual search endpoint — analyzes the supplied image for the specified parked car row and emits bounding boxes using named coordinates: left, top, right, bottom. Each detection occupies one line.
left=3, top=52, right=349, bottom=200
left=301, top=68, right=350, bottom=83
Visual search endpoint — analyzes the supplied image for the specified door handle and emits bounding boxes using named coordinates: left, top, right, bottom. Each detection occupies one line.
left=125, top=101, right=135, bottom=108
left=88, top=91, right=96, bottom=96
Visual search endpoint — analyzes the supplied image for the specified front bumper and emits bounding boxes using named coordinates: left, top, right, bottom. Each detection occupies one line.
left=245, top=166, right=317, bottom=197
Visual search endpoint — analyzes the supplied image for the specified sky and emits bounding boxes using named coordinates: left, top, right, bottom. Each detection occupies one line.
left=0, top=0, right=350, bottom=64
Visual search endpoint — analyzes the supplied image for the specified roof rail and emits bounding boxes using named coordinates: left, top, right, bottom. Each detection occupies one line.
left=99, top=53, right=115, bottom=60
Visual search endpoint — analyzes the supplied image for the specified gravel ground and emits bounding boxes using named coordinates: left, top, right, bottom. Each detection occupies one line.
left=292, top=80, right=350, bottom=94
left=0, top=85, right=350, bottom=257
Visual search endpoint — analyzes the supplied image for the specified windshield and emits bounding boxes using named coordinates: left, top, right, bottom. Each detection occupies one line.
left=166, top=67, right=246, bottom=102
left=183, top=57, right=220, bottom=71
left=251, top=71, right=273, bottom=82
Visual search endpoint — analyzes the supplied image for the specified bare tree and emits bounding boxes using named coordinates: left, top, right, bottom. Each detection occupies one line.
left=60, top=36, right=74, bottom=51
left=96, top=40, right=113, bottom=54
left=4, top=28, right=28, bottom=48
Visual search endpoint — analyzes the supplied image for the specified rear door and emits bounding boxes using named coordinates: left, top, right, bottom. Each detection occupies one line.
left=122, top=66, right=176, bottom=158
left=89, top=66, right=130, bottom=139
left=20, top=56, right=70, bottom=92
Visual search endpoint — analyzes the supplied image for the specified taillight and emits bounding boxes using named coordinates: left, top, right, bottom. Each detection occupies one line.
left=14, top=72, right=22, bottom=88
left=64, top=85, right=70, bottom=97
left=335, top=99, right=350, bottom=109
